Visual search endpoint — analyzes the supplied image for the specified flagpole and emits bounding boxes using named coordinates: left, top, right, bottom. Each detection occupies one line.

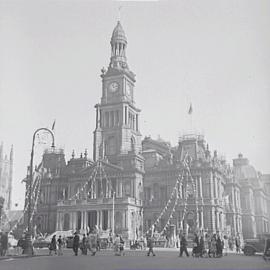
left=188, top=103, right=193, bottom=133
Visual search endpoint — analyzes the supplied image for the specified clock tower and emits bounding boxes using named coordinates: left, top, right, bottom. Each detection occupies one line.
left=93, top=21, right=143, bottom=166
left=92, top=21, right=144, bottom=240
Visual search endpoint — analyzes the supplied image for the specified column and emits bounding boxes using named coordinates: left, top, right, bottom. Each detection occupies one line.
left=73, top=212, right=77, bottom=230
left=56, top=212, right=60, bottom=230
left=69, top=212, right=73, bottom=230
left=125, top=106, right=127, bottom=125
left=136, top=114, right=139, bottom=131
left=100, top=210, right=103, bottom=229
left=123, top=210, right=126, bottom=229
left=85, top=211, right=88, bottom=231
left=82, top=211, right=85, bottom=230
left=119, top=180, right=123, bottom=197
left=95, top=105, right=99, bottom=128
left=125, top=210, right=128, bottom=229
left=97, top=211, right=100, bottom=227
left=199, top=176, right=203, bottom=198
left=200, top=209, right=204, bottom=229
left=108, top=210, right=111, bottom=228
left=216, top=210, right=220, bottom=231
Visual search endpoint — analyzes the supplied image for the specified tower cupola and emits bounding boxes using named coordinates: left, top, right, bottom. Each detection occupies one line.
left=110, top=21, right=128, bottom=69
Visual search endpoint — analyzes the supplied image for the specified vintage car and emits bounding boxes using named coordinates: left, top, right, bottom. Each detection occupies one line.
left=33, top=237, right=50, bottom=248
left=242, top=234, right=270, bottom=256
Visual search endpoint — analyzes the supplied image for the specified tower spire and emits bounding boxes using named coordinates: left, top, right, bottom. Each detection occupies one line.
left=118, top=6, right=122, bottom=22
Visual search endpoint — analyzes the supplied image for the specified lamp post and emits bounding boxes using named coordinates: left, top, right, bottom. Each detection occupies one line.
left=24, top=128, right=55, bottom=255
left=112, top=191, right=115, bottom=237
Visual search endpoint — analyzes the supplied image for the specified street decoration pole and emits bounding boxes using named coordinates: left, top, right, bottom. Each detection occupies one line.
left=24, top=128, right=55, bottom=255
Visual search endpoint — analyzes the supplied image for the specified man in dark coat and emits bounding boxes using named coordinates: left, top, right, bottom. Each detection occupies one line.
left=49, top=235, right=57, bottom=255
left=216, top=235, right=223, bottom=257
left=147, top=236, right=156, bottom=256
left=73, top=232, right=80, bottom=256
left=1, top=232, right=8, bottom=256
left=179, top=233, right=189, bottom=257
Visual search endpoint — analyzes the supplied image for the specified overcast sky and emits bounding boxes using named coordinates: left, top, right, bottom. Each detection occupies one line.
left=0, top=0, right=270, bottom=209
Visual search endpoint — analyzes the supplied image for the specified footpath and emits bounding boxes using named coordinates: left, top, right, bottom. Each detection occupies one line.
left=0, top=247, right=246, bottom=261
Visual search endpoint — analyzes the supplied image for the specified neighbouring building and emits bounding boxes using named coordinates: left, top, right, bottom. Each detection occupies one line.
left=0, top=143, right=13, bottom=227
left=233, top=154, right=270, bottom=238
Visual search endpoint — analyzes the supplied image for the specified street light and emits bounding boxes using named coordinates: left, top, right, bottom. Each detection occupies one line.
left=24, top=128, right=55, bottom=255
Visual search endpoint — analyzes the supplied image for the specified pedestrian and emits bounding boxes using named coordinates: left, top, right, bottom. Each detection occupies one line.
left=57, top=236, right=63, bottom=256
left=49, top=235, right=57, bottom=255
left=119, top=235, right=125, bottom=256
left=235, top=235, right=241, bottom=253
left=0, top=232, right=8, bottom=256
left=147, top=236, right=156, bottom=256
left=73, top=232, right=80, bottom=256
left=0, top=232, right=2, bottom=256
left=216, top=235, right=223, bottom=257
left=89, top=230, right=97, bottom=256
left=114, top=234, right=121, bottom=256
left=199, top=235, right=205, bottom=257
left=179, top=233, right=189, bottom=257
left=16, top=235, right=25, bottom=255
left=228, top=236, right=233, bottom=251
left=209, top=235, right=217, bottom=258
left=81, top=234, right=87, bottom=255
left=192, top=233, right=200, bottom=257
left=222, top=235, right=228, bottom=256
left=97, top=234, right=101, bottom=251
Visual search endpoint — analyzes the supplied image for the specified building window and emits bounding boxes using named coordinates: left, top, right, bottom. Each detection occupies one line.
left=105, top=112, right=109, bottom=127
left=124, top=181, right=131, bottom=196
left=160, top=186, right=167, bottom=206
left=63, top=213, right=70, bottom=230
left=203, top=178, right=210, bottom=198
left=105, top=136, right=116, bottom=155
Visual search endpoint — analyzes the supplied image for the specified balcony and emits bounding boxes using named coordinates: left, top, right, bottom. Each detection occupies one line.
left=57, top=196, right=142, bottom=207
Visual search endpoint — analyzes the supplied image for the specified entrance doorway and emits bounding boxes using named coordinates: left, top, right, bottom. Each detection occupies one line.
left=88, top=211, right=97, bottom=231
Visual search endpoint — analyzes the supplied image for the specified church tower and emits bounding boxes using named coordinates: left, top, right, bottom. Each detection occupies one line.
left=93, top=21, right=143, bottom=166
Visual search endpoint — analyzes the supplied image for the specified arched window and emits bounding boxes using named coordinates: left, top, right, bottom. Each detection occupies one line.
left=131, top=136, right=135, bottom=152
left=115, top=211, right=122, bottom=232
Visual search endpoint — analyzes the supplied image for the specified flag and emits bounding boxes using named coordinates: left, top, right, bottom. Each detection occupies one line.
left=188, top=103, right=193, bottom=115
left=52, top=120, right=56, bottom=131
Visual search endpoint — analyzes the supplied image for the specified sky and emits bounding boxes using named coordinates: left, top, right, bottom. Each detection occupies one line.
left=0, top=0, right=269, bottom=210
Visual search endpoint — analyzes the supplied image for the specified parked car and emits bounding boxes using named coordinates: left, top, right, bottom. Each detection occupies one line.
left=8, top=234, right=18, bottom=248
left=33, top=237, right=50, bottom=248
left=242, top=234, right=270, bottom=256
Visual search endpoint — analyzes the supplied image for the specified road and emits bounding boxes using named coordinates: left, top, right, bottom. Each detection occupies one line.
left=0, top=249, right=269, bottom=270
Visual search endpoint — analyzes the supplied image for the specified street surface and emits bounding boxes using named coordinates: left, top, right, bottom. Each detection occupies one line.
left=0, top=249, right=269, bottom=270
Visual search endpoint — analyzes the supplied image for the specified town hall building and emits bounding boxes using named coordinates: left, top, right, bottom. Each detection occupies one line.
left=28, top=21, right=270, bottom=241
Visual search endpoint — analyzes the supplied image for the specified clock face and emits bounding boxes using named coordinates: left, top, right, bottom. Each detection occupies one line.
left=109, top=82, right=119, bottom=93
